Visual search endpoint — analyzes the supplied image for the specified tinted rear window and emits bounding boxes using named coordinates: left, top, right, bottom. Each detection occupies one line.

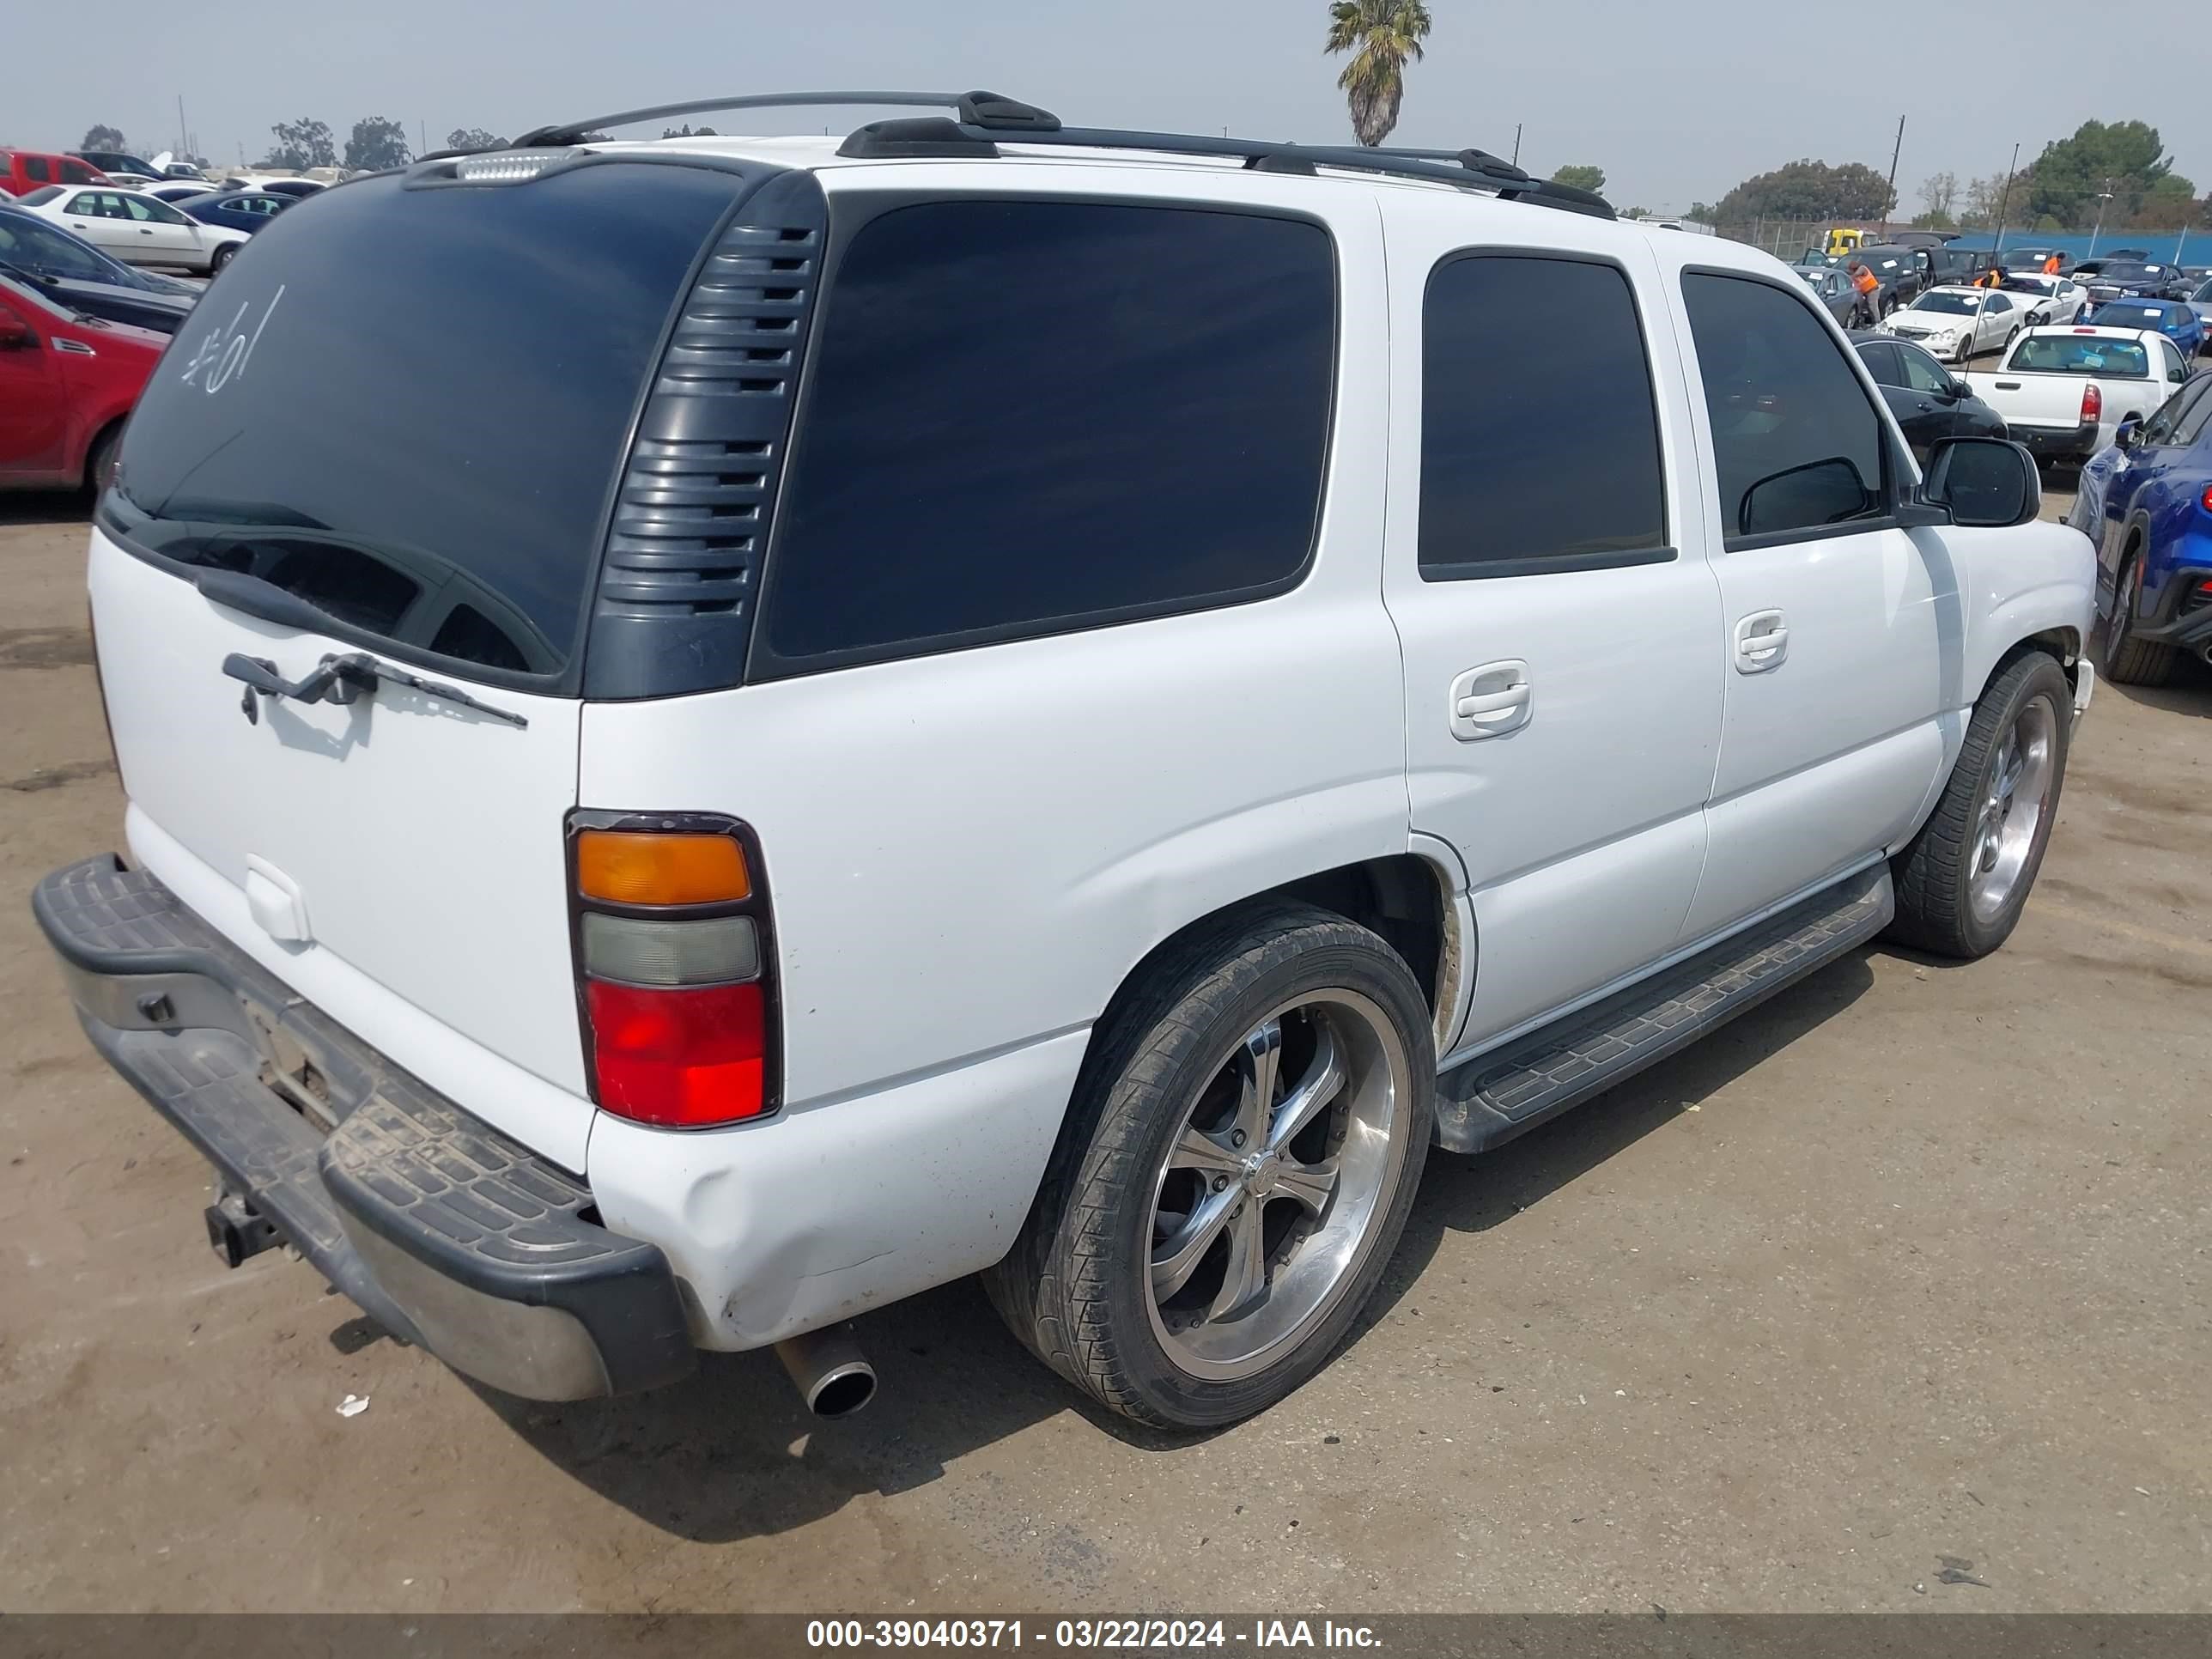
left=2009, top=336, right=2149, bottom=376
left=755, top=200, right=1335, bottom=673
left=110, top=161, right=743, bottom=684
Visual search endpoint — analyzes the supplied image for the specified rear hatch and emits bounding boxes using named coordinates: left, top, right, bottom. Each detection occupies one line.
left=89, top=157, right=747, bottom=1168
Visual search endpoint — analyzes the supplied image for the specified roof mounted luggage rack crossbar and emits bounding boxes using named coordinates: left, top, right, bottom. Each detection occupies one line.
left=509, top=88, right=1614, bottom=217
left=514, top=90, right=1060, bottom=149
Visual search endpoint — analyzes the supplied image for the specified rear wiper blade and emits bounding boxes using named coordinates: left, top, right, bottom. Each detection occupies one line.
left=221, top=650, right=528, bottom=729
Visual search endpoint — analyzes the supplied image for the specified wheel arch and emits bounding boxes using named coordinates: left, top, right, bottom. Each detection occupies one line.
left=1085, top=851, right=1467, bottom=1084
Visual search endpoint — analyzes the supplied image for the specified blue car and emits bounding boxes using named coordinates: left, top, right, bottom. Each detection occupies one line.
left=173, top=190, right=295, bottom=238
left=2085, top=296, right=2206, bottom=359
left=2071, top=370, right=2212, bottom=684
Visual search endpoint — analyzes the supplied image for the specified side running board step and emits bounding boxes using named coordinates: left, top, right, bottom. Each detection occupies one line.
left=1434, top=865, right=1893, bottom=1154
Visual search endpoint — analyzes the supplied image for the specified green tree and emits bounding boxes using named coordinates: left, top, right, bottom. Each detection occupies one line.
left=2128, top=173, right=2199, bottom=230
left=446, top=127, right=508, bottom=152
left=263, top=118, right=337, bottom=170
left=2025, top=119, right=2188, bottom=225
left=80, top=124, right=129, bottom=154
left=660, top=124, right=719, bottom=138
left=1708, top=159, right=1896, bottom=225
left=343, top=116, right=411, bottom=172
left=1323, top=0, right=1433, bottom=148
left=1917, top=170, right=1957, bottom=222
left=1551, top=164, right=1606, bottom=193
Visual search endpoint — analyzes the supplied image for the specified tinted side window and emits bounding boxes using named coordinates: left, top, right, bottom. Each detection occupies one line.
left=1683, top=272, right=1888, bottom=543
left=2173, top=381, right=2212, bottom=448
left=1896, top=343, right=1956, bottom=396
left=1857, top=340, right=1905, bottom=387
left=757, top=200, right=1336, bottom=673
left=23, top=157, right=50, bottom=183
left=1419, top=253, right=1666, bottom=576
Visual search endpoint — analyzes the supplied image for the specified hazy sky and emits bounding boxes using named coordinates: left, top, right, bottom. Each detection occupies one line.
left=12, top=0, right=2205, bottom=214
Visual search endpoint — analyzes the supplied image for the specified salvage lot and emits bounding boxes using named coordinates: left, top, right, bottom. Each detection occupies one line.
left=2, top=489, right=2208, bottom=1613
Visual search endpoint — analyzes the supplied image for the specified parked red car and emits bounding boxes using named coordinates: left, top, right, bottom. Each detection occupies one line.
left=0, top=149, right=107, bottom=198
left=0, top=272, right=165, bottom=492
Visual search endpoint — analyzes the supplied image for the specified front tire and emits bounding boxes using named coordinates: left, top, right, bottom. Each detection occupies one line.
left=1888, top=653, right=2071, bottom=959
left=987, top=902, right=1434, bottom=1429
left=2100, top=552, right=2178, bottom=686
left=210, top=243, right=236, bottom=273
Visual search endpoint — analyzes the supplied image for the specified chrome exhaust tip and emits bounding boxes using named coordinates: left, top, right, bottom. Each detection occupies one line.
left=774, top=1322, right=877, bottom=1419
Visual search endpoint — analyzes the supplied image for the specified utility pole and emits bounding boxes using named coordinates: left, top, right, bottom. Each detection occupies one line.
left=419, top=118, right=428, bottom=157
left=177, top=94, right=188, bottom=157
left=1990, top=142, right=2020, bottom=257
left=1510, top=123, right=1522, bottom=167
left=1881, top=113, right=1904, bottom=237
left=2178, top=202, right=2200, bottom=266
left=2087, top=179, right=2114, bottom=258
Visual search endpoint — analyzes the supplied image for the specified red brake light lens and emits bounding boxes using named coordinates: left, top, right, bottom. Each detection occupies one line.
left=586, top=980, right=766, bottom=1127
left=2199, top=488, right=2212, bottom=516
left=2081, top=383, right=2102, bottom=423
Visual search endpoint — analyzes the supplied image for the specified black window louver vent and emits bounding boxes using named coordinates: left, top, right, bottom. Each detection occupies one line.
left=582, top=169, right=828, bottom=698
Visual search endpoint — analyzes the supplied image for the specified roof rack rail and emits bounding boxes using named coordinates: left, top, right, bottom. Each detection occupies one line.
left=514, top=89, right=1059, bottom=150
left=973, top=126, right=1614, bottom=218
left=508, top=88, right=1613, bottom=217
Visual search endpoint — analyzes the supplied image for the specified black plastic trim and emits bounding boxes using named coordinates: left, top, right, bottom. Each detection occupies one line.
left=580, top=171, right=827, bottom=700
left=742, top=189, right=1342, bottom=684
left=1421, top=545, right=1680, bottom=582
left=838, top=118, right=997, bottom=159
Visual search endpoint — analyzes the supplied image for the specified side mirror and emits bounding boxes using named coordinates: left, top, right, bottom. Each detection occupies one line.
left=1924, top=437, right=2039, bottom=529
left=1948, top=375, right=1973, bottom=400
left=2114, top=419, right=2140, bottom=453
left=0, top=315, right=35, bottom=350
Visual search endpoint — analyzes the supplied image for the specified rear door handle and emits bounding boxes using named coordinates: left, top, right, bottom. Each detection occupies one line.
left=1733, top=610, right=1790, bottom=673
left=1449, top=660, right=1531, bottom=740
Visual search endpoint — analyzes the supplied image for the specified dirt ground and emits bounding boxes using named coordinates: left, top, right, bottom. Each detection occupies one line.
left=2, top=487, right=2207, bottom=1615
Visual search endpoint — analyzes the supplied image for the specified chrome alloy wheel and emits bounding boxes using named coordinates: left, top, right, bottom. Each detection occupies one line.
left=1968, top=693, right=2057, bottom=924
left=1144, top=990, right=1412, bottom=1382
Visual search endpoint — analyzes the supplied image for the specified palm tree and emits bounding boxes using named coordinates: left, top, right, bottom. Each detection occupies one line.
left=1323, top=0, right=1434, bottom=149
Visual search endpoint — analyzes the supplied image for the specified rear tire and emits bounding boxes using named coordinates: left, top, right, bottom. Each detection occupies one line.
left=210, top=244, right=235, bottom=273
left=986, top=902, right=1434, bottom=1429
left=1888, top=653, right=2071, bottom=959
left=83, top=423, right=121, bottom=496
left=2100, top=552, right=2178, bottom=687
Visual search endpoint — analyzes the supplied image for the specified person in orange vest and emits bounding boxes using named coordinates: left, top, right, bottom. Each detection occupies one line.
left=2043, top=252, right=2063, bottom=275
left=1849, top=258, right=1881, bottom=325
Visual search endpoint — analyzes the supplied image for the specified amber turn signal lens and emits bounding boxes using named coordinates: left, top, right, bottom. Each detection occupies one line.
left=575, top=831, right=750, bottom=906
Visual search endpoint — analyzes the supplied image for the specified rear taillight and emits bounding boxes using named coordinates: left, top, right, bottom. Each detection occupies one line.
left=2081, top=383, right=2102, bottom=424
left=2200, top=489, right=2212, bottom=516
left=569, top=817, right=778, bottom=1127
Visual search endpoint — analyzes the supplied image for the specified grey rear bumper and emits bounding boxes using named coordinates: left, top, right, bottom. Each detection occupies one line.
left=33, top=855, right=696, bottom=1401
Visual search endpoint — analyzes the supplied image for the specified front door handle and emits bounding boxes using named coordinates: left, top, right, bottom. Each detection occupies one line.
left=1734, top=610, right=1790, bottom=673
left=1449, top=659, right=1531, bottom=740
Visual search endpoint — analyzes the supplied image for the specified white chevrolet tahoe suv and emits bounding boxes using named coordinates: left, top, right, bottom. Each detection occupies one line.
left=36, top=92, right=2097, bottom=1430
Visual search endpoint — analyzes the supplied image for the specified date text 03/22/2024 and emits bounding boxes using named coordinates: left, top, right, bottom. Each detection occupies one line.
left=805, top=1619, right=1384, bottom=1650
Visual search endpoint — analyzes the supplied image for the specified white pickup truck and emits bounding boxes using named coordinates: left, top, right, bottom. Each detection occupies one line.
left=1967, top=324, right=2196, bottom=469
